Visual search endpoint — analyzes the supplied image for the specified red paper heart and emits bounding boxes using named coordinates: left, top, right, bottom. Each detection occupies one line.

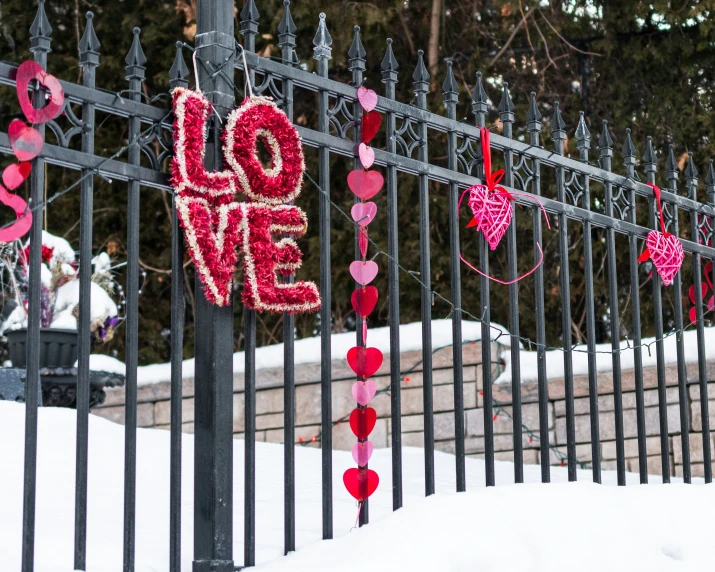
left=359, top=226, right=368, bottom=258
left=15, top=60, right=65, bottom=124
left=646, top=230, right=684, bottom=287
left=468, top=183, right=513, bottom=251
left=347, top=346, right=383, bottom=378
left=347, top=170, right=384, bottom=200
left=343, top=468, right=379, bottom=501
left=705, top=262, right=714, bottom=291
left=2, top=163, right=31, bottom=190
left=349, top=407, right=377, bottom=439
left=8, top=120, right=43, bottom=162
left=689, top=307, right=697, bottom=324
left=361, top=111, right=381, bottom=143
left=689, top=282, right=707, bottom=305
left=352, top=286, right=379, bottom=317
left=0, top=183, right=32, bottom=242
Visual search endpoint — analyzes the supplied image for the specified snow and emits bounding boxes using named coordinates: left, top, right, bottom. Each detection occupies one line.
left=51, top=281, right=118, bottom=330
left=0, top=401, right=707, bottom=572
left=131, top=319, right=512, bottom=386
left=496, top=326, right=715, bottom=384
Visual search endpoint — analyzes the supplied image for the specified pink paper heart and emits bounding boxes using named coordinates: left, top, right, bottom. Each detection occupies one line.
left=8, top=120, right=43, bottom=162
left=352, top=379, right=377, bottom=405
left=646, top=230, right=684, bottom=287
left=2, top=162, right=31, bottom=190
left=362, top=320, right=368, bottom=343
left=351, top=201, right=377, bottom=226
left=352, top=441, right=374, bottom=466
left=357, top=86, right=378, bottom=112
left=0, top=183, right=32, bottom=242
left=15, top=60, right=65, bottom=124
left=467, top=183, right=513, bottom=251
left=358, top=143, right=375, bottom=169
left=350, top=260, right=378, bottom=286
left=347, top=170, right=384, bottom=200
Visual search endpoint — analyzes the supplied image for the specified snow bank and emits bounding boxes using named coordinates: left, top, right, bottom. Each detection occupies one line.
left=496, top=326, right=715, bottom=384
left=0, top=401, right=703, bottom=572
left=131, top=319, right=511, bottom=386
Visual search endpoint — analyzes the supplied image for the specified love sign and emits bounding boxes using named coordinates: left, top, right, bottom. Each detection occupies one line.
left=170, top=87, right=320, bottom=312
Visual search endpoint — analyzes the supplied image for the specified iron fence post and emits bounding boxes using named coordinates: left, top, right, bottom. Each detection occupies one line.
left=192, top=0, right=235, bottom=570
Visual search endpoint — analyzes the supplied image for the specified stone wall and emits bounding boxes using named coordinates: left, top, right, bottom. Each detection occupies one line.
left=92, top=343, right=715, bottom=478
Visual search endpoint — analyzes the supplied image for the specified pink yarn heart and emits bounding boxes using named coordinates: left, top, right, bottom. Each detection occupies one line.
left=358, top=143, right=375, bottom=169
left=467, top=183, right=513, bottom=251
left=357, top=86, right=378, bottom=112
left=350, top=260, right=378, bottom=285
left=352, top=441, right=374, bottom=466
left=351, top=201, right=377, bottom=226
left=646, top=230, right=684, bottom=287
left=352, top=379, right=377, bottom=405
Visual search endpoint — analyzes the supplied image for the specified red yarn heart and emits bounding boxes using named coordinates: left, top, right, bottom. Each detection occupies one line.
left=351, top=286, right=378, bottom=317
left=343, top=468, right=379, bottom=501
left=361, top=111, right=381, bottom=143
left=467, top=183, right=513, bottom=251
left=347, top=346, right=383, bottom=378
left=349, top=407, right=376, bottom=439
left=0, top=183, right=32, bottom=242
left=347, top=170, right=384, bottom=200
left=8, top=120, right=43, bottom=162
left=15, top=60, right=65, bottom=124
left=645, top=230, right=684, bottom=287
left=2, top=162, right=31, bottom=190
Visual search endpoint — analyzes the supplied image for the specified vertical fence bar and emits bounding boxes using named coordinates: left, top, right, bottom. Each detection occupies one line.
left=168, top=42, right=189, bottom=572
left=443, top=62, right=465, bottom=492
left=601, top=123, right=626, bottom=485
left=686, top=154, right=710, bottom=482
left=73, top=12, right=99, bottom=571
left=239, top=1, right=258, bottom=566
left=551, top=102, right=577, bottom=481
left=381, top=39, right=403, bottom=509
left=123, top=27, right=146, bottom=572
left=472, top=73, right=494, bottom=486
left=526, top=94, right=549, bottom=483
left=702, top=160, right=715, bottom=483
left=666, top=145, right=690, bottom=483
left=313, top=12, right=333, bottom=539
left=277, top=0, right=297, bottom=552
left=644, top=140, right=672, bottom=482
left=499, top=83, right=524, bottom=483
left=193, top=1, right=236, bottom=570
left=576, top=113, right=601, bottom=483
left=22, top=3, right=51, bottom=570
left=413, top=50, right=434, bottom=496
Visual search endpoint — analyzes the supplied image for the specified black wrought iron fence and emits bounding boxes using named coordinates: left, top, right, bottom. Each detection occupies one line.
left=5, top=0, right=715, bottom=571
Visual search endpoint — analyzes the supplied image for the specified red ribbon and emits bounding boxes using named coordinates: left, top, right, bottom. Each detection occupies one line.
left=480, top=126, right=517, bottom=202
left=638, top=182, right=670, bottom=263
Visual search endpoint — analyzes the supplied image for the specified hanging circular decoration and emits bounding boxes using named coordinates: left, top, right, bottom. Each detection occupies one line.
left=224, top=96, right=305, bottom=205
left=15, top=60, right=65, bottom=124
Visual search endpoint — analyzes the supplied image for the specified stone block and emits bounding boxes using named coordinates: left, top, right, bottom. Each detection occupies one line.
left=154, top=397, right=194, bottom=426
left=402, top=432, right=424, bottom=448
left=672, top=432, right=715, bottom=465
left=233, top=393, right=245, bottom=433
left=256, top=387, right=284, bottom=416
left=256, top=412, right=285, bottom=431
left=91, top=403, right=154, bottom=427
left=265, top=424, right=320, bottom=445
left=601, top=436, right=662, bottom=461
left=400, top=415, right=424, bottom=433
left=689, top=400, right=715, bottom=432
left=465, top=408, right=484, bottom=437
left=434, top=411, right=457, bottom=441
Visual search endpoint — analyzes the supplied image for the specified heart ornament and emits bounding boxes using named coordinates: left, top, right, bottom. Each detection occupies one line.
left=347, top=346, right=383, bottom=378
left=351, top=201, right=377, bottom=226
left=349, top=407, right=377, bottom=439
left=8, top=120, right=43, bottom=162
left=357, top=86, right=378, bottom=112
left=350, top=260, right=378, bottom=286
left=15, top=60, right=65, bottom=124
left=347, top=169, right=384, bottom=200
left=361, top=111, right=381, bottom=144
left=352, top=441, right=374, bottom=466
left=467, top=183, right=513, bottom=251
left=358, top=143, right=375, bottom=169
left=343, top=468, right=379, bottom=501
left=645, top=230, right=684, bottom=287
left=351, top=379, right=377, bottom=405
left=2, top=162, right=32, bottom=190
left=351, top=285, right=378, bottom=317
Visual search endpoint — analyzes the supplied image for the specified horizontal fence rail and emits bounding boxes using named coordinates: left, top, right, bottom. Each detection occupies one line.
left=3, top=1, right=714, bottom=571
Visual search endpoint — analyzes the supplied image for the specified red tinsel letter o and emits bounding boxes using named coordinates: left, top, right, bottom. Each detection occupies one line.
left=240, top=203, right=321, bottom=313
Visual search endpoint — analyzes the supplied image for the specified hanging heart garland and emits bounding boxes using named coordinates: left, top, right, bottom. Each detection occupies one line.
left=637, top=183, right=684, bottom=287
left=459, top=126, right=551, bottom=285
left=344, top=84, right=382, bottom=510
left=0, top=59, right=65, bottom=243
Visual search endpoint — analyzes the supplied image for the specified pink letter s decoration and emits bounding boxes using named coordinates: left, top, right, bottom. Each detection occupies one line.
left=170, top=87, right=320, bottom=312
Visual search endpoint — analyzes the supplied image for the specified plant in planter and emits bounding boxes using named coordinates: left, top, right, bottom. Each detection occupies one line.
left=0, top=231, right=124, bottom=368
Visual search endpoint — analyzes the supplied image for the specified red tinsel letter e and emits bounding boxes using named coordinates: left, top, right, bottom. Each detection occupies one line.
left=637, top=183, right=684, bottom=286
left=170, top=87, right=320, bottom=313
